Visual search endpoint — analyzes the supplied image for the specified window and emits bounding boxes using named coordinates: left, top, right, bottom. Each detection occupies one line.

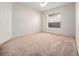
left=48, top=13, right=61, bottom=28
left=48, top=22, right=61, bottom=28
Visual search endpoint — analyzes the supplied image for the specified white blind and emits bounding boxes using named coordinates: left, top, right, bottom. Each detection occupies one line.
left=48, top=13, right=61, bottom=22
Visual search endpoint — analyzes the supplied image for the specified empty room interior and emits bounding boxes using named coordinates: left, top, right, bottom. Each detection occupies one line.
left=0, top=2, right=79, bottom=56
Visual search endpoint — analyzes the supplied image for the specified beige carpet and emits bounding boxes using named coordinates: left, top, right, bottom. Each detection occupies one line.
left=0, top=32, right=78, bottom=56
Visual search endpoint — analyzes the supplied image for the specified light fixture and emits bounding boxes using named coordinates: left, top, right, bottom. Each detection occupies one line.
left=40, top=2, right=48, bottom=7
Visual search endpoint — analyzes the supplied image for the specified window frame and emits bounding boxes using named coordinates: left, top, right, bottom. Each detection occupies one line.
left=47, top=12, right=62, bottom=28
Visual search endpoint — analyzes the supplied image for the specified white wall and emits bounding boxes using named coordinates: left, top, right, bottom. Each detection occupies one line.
left=12, top=3, right=41, bottom=37
left=0, top=3, right=12, bottom=44
left=76, top=2, right=79, bottom=54
left=42, top=3, right=75, bottom=37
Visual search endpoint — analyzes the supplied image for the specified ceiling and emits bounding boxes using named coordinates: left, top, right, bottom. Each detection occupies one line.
left=23, top=2, right=73, bottom=11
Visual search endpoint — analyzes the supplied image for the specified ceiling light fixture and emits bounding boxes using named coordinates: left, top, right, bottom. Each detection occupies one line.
left=40, top=2, right=48, bottom=7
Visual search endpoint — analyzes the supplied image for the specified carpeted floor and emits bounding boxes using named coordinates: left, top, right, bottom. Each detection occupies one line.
left=0, top=32, right=78, bottom=56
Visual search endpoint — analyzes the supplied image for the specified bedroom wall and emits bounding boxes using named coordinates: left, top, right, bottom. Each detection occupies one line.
left=41, top=3, right=75, bottom=37
left=76, top=2, right=79, bottom=54
left=0, top=3, right=12, bottom=44
left=12, top=3, right=41, bottom=37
